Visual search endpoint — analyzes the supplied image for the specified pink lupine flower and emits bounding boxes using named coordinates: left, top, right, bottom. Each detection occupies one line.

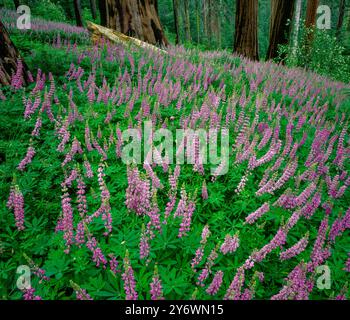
left=70, top=281, right=93, bottom=300
left=7, top=185, right=25, bottom=231
left=308, top=217, right=330, bottom=272
left=31, top=116, right=42, bottom=137
left=245, top=203, right=269, bottom=225
left=11, top=59, right=24, bottom=90
left=178, top=199, right=196, bottom=238
left=61, top=187, right=74, bottom=253
left=345, top=254, right=350, bottom=272
left=83, top=159, right=93, bottom=178
left=23, top=288, right=42, bottom=300
left=271, top=262, right=313, bottom=300
left=18, top=146, right=35, bottom=171
left=76, top=288, right=93, bottom=300
left=125, top=167, right=151, bottom=216
left=86, top=237, right=107, bottom=268
left=109, top=255, right=119, bottom=274
left=202, top=180, right=208, bottom=200
left=150, top=266, right=164, bottom=300
left=206, top=270, right=224, bottom=296
left=224, top=267, right=245, bottom=300
left=220, top=234, right=240, bottom=255
left=139, top=225, right=150, bottom=260
left=122, top=251, right=138, bottom=300
left=280, top=233, right=309, bottom=261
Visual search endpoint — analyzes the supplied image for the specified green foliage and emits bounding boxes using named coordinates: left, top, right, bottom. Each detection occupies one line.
left=278, top=26, right=350, bottom=83
left=30, top=0, right=67, bottom=22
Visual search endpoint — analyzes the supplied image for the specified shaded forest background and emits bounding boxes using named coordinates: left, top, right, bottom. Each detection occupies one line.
left=1, top=0, right=350, bottom=82
left=1, top=0, right=349, bottom=53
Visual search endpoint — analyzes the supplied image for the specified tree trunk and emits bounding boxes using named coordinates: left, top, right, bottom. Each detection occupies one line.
left=13, top=0, right=20, bottom=8
left=291, top=0, right=302, bottom=59
left=195, top=0, right=200, bottom=43
left=336, top=0, right=346, bottom=38
left=105, top=0, right=169, bottom=47
left=173, top=0, right=180, bottom=44
left=266, top=0, right=295, bottom=61
left=305, top=0, right=319, bottom=29
left=234, top=0, right=259, bottom=61
left=90, top=0, right=97, bottom=20
left=305, top=0, right=319, bottom=49
left=74, top=0, right=84, bottom=27
left=184, top=0, right=191, bottom=42
left=98, top=0, right=107, bottom=26
left=0, top=19, right=28, bottom=86
left=203, top=0, right=208, bottom=39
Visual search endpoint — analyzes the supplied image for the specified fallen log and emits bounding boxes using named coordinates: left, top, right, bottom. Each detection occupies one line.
left=86, top=21, right=168, bottom=55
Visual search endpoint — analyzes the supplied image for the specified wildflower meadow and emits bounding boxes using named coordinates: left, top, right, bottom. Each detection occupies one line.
left=1, top=4, right=350, bottom=302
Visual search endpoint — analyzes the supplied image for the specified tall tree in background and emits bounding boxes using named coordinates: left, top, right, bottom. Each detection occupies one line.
left=195, top=0, right=200, bottom=43
left=74, top=0, right=84, bottom=27
left=305, top=0, right=319, bottom=29
left=266, top=0, right=295, bottom=61
left=305, top=0, right=319, bottom=48
left=173, top=0, right=180, bottom=44
left=104, top=0, right=169, bottom=47
left=98, top=0, right=107, bottom=26
left=291, top=0, right=302, bottom=59
left=336, top=0, right=346, bottom=38
left=0, top=19, right=28, bottom=86
left=184, top=0, right=191, bottom=42
left=203, top=0, right=208, bottom=41
left=234, top=0, right=259, bottom=60
left=90, top=0, right=97, bottom=20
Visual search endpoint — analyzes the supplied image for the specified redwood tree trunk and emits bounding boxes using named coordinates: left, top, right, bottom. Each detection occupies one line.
left=74, top=0, right=84, bottom=27
left=234, top=0, right=259, bottom=61
left=173, top=0, right=180, bottom=44
left=266, top=0, right=295, bottom=61
left=105, top=0, right=168, bottom=47
left=0, top=19, right=28, bottom=86
left=98, top=0, right=107, bottom=26
left=336, top=0, right=346, bottom=38
left=305, top=0, right=319, bottom=29
left=305, top=0, right=319, bottom=48
left=90, top=0, right=97, bottom=20
left=184, top=0, right=191, bottom=42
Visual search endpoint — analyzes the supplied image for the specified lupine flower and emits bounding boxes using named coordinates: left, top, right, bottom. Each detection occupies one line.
left=139, top=224, right=150, bottom=260
left=224, top=267, right=245, bottom=300
left=280, top=233, right=309, bottom=261
left=201, top=180, right=208, bottom=200
left=271, top=262, right=313, bottom=300
left=122, top=251, right=138, bottom=300
left=70, top=281, right=93, bottom=300
left=23, top=288, right=42, bottom=300
left=245, top=203, right=269, bottom=225
left=86, top=237, right=107, bottom=268
left=109, top=255, right=119, bottom=274
left=206, top=270, right=224, bottom=296
left=220, top=234, right=240, bottom=255
left=7, top=185, right=25, bottom=231
left=150, top=266, right=164, bottom=300
left=18, top=146, right=35, bottom=171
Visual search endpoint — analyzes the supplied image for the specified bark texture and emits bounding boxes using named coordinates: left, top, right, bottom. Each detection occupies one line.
left=105, top=0, right=168, bottom=47
left=0, top=19, right=28, bottom=86
left=234, top=0, right=259, bottom=61
left=74, top=0, right=84, bottom=27
left=266, top=0, right=295, bottom=60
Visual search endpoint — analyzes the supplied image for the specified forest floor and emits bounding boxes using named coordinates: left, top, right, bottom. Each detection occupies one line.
left=1, top=10, right=350, bottom=300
